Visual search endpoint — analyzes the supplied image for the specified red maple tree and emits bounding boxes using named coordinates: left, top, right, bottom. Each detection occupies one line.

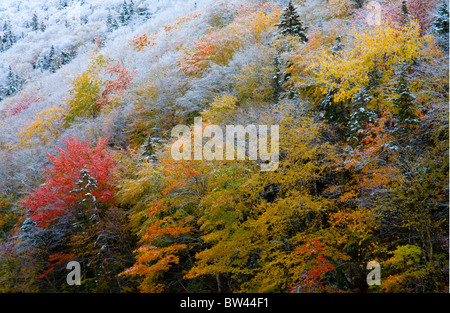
left=21, top=136, right=117, bottom=226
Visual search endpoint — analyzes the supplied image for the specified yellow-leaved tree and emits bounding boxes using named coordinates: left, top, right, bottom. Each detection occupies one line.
left=63, top=56, right=105, bottom=124
left=63, top=54, right=135, bottom=125
left=18, top=106, right=64, bottom=148
left=306, top=20, right=440, bottom=108
left=185, top=106, right=350, bottom=292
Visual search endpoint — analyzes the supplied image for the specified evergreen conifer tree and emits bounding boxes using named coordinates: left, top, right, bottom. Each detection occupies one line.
left=276, top=0, right=308, bottom=42
left=48, top=45, right=57, bottom=73
left=272, top=56, right=283, bottom=102
left=3, top=29, right=15, bottom=50
left=106, top=11, right=119, bottom=31
left=58, top=0, right=68, bottom=10
left=1, top=21, right=15, bottom=51
left=6, top=66, right=23, bottom=96
left=6, top=66, right=15, bottom=96
left=111, top=18, right=119, bottom=30
left=106, top=11, right=113, bottom=31
left=129, top=0, right=135, bottom=18
left=120, top=0, right=130, bottom=25
left=400, top=0, right=410, bottom=25
left=60, top=49, right=72, bottom=65
left=433, top=0, right=449, bottom=36
left=31, top=13, right=39, bottom=31
left=392, top=63, right=417, bottom=130
left=39, top=21, right=46, bottom=32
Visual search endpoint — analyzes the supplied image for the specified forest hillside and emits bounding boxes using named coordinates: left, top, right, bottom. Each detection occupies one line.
left=0, top=0, right=448, bottom=293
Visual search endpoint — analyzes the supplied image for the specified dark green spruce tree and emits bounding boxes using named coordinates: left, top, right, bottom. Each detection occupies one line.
left=433, top=1, right=449, bottom=40
left=276, top=0, right=308, bottom=43
left=129, top=0, right=135, bottom=18
left=31, top=13, right=39, bottom=31
left=5, top=66, right=23, bottom=96
left=120, top=0, right=130, bottom=25
left=391, top=63, right=418, bottom=135
left=106, top=11, right=119, bottom=31
left=400, top=0, right=410, bottom=26
left=272, top=1, right=308, bottom=101
left=48, top=45, right=57, bottom=73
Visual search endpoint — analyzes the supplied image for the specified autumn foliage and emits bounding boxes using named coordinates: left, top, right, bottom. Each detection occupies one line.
left=0, top=0, right=448, bottom=294
left=64, top=55, right=135, bottom=123
left=21, top=136, right=116, bottom=226
left=179, top=30, right=216, bottom=76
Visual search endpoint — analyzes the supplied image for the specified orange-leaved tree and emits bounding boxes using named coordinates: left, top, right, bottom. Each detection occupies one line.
left=119, top=148, right=208, bottom=292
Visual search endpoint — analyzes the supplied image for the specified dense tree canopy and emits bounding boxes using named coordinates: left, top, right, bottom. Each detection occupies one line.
left=0, top=0, right=448, bottom=293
